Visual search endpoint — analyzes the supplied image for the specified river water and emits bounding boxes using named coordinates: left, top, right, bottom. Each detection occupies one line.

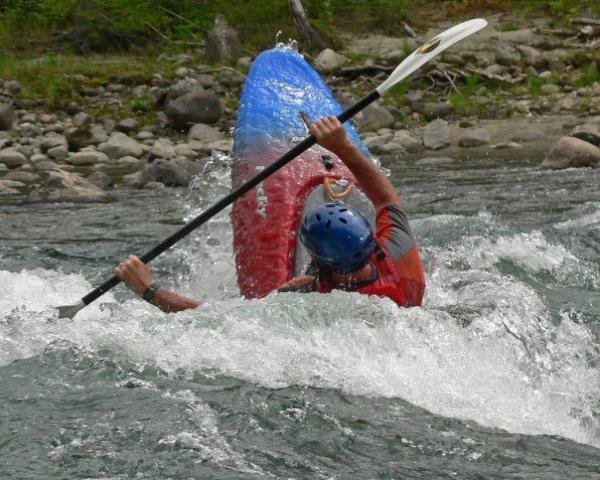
left=1, top=150, right=599, bottom=479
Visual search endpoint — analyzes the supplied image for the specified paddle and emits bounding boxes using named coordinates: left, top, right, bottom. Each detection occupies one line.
left=57, top=18, right=487, bottom=319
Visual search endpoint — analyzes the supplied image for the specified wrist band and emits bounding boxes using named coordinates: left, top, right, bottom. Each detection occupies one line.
left=142, top=283, right=161, bottom=302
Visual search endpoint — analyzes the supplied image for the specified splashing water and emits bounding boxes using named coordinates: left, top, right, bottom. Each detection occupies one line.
left=1, top=152, right=600, bottom=477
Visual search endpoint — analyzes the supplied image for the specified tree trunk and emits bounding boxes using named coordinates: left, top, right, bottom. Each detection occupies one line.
left=289, top=0, right=330, bottom=49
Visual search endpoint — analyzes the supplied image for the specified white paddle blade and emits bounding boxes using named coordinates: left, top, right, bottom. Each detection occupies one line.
left=376, top=18, right=488, bottom=96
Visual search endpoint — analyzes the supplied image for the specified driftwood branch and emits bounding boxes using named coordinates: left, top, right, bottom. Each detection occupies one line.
left=337, top=64, right=395, bottom=77
left=571, top=18, right=600, bottom=26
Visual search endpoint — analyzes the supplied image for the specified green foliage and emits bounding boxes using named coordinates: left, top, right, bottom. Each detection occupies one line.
left=527, top=71, right=543, bottom=98
left=129, top=95, right=153, bottom=114
left=498, top=22, right=518, bottom=32
left=574, top=62, right=600, bottom=88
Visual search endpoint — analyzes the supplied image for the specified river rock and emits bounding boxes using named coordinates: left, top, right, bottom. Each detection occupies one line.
left=205, top=15, right=240, bottom=63
left=40, top=134, right=68, bottom=153
left=174, top=143, right=196, bottom=158
left=47, top=145, right=68, bottom=161
left=423, top=119, right=451, bottom=150
left=116, top=118, right=138, bottom=133
left=35, top=160, right=60, bottom=171
left=217, top=67, right=246, bottom=87
left=571, top=123, right=600, bottom=147
left=494, top=45, right=521, bottom=66
left=541, top=84, right=560, bottom=95
left=337, top=92, right=393, bottom=132
left=187, top=123, right=226, bottom=143
left=87, top=171, right=113, bottom=190
left=98, top=132, right=144, bottom=159
left=144, top=181, right=165, bottom=190
left=458, top=128, right=491, bottom=148
left=0, top=180, right=18, bottom=195
left=136, top=158, right=201, bottom=187
left=68, top=150, right=109, bottom=166
left=29, top=170, right=113, bottom=203
left=165, top=90, right=222, bottom=129
left=5, top=80, right=21, bottom=95
left=0, top=104, right=15, bottom=130
left=237, top=56, right=252, bottom=69
left=516, top=45, right=544, bottom=68
left=150, top=138, right=176, bottom=159
left=3, top=170, right=40, bottom=183
left=66, top=123, right=106, bottom=149
left=314, top=49, right=349, bottom=74
left=541, top=136, right=600, bottom=169
left=0, top=148, right=27, bottom=168
left=73, top=112, right=91, bottom=127
left=117, top=156, right=143, bottom=168
left=18, top=122, right=41, bottom=138
left=423, top=102, right=454, bottom=120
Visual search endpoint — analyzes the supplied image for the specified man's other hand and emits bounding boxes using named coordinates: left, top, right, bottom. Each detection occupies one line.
left=115, top=255, right=153, bottom=296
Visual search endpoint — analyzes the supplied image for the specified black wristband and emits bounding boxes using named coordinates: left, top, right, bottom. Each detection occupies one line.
left=142, top=283, right=161, bottom=302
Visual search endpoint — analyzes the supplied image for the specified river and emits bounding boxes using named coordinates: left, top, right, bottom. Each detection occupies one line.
left=1, top=150, right=599, bottom=478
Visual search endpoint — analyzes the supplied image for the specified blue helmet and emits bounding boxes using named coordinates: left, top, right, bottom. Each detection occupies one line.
left=299, top=203, right=375, bottom=273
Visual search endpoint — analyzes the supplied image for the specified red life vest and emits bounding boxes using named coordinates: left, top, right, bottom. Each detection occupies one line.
left=314, top=243, right=409, bottom=307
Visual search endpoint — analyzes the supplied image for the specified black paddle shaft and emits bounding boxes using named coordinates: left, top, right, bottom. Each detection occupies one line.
left=80, top=90, right=381, bottom=306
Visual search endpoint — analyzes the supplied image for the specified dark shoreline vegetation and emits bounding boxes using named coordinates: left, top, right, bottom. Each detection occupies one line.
left=0, top=0, right=598, bottom=120
left=0, top=0, right=599, bottom=200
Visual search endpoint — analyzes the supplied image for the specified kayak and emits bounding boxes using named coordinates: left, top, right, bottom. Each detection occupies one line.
left=231, top=47, right=374, bottom=299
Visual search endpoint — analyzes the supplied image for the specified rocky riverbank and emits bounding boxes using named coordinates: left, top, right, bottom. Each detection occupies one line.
left=0, top=13, right=599, bottom=202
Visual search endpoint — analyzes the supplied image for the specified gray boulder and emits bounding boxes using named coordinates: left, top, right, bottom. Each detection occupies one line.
left=87, top=171, right=113, bottom=190
left=98, top=132, right=144, bottom=159
left=3, top=170, right=40, bottom=183
left=0, top=103, right=15, bottom=130
left=494, top=45, right=521, bottom=66
left=516, top=45, right=544, bottom=68
left=541, top=136, right=600, bottom=169
left=29, top=170, right=113, bottom=203
left=458, top=128, right=491, bottom=148
left=68, top=150, right=110, bottom=166
left=0, top=148, right=27, bottom=168
left=205, top=15, right=240, bottom=63
left=136, top=158, right=201, bottom=187
left=217, top=67, right=246, bottom=87
left=0, top=180, right=19, bottom=195
left=116, top=118, right=138, bottom=133
left=187, top=123, right=227, bottom=143
left=541, top=84, right=560, bottom=95
left=34, top=160, right=61, bottom=171
left=149, top=139, right=176, bottom=160
left=314, top=49, right=349, bottom=74
left=337, top=92, right=393, bottom=132
left=165, top=90, right=222, bottom=129
left=5, top=80, right=21, bottom=95
left=423, top=102, right=454, bottom=120
left=40, top=134, right=68, bottom=153
left=424, top=119, right=451, bottom=150
left=47, top=145, right=68, bottom=161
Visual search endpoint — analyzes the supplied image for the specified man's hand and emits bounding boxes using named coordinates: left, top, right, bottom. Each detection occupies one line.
left=309, top=116, right=354, bottom=156
left=115, top=255, right=153, bottom=296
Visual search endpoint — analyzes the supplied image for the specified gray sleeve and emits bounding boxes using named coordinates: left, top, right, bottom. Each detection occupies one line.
left=377, top=204, right=416, bottom=261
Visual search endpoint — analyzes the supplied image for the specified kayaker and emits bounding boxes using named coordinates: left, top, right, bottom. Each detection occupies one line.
left=115, top=116, right=425, bottom=311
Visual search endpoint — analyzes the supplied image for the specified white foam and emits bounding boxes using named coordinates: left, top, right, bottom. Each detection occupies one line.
left=1, top=207, right=599, bottom=449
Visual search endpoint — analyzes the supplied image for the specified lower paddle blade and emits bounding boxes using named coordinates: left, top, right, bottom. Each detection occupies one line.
left=57, top=301, right=85, bottom=320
